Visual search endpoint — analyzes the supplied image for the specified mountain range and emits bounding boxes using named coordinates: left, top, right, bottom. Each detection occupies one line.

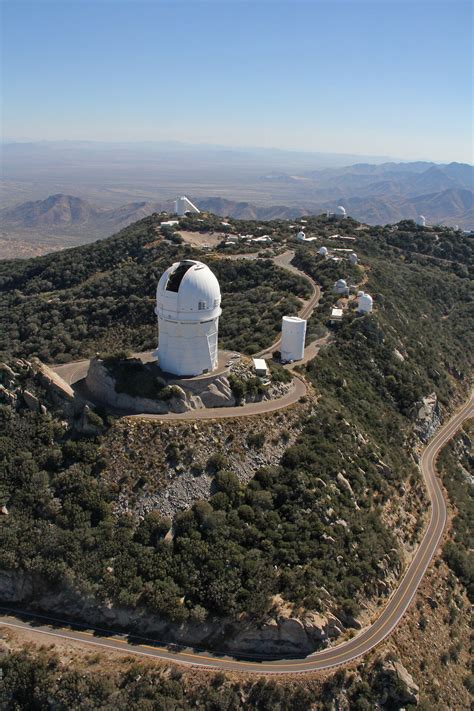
left=0, top=160, right=472, bottom=259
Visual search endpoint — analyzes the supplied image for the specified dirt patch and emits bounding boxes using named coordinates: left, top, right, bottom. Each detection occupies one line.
left=176, top=230, right=227, bottom=247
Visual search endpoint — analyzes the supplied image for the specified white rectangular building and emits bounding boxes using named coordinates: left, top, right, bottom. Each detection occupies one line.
left=252, top=358, right=269, bottom=376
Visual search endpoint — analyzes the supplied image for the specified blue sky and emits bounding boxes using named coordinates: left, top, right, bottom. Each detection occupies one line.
left=2, top=0, right=472, bottom=161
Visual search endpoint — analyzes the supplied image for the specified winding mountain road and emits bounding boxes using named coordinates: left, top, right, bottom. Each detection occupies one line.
left=2, top=393, right=472, bottom=673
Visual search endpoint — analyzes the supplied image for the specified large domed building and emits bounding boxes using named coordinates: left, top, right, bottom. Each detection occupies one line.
left=155, top=260, right=222, bottom=376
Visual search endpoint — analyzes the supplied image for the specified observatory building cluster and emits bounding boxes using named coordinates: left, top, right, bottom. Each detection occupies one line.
left=153, top=200, right=373, bottom=379
left=153, top=258, right=309, bottom=376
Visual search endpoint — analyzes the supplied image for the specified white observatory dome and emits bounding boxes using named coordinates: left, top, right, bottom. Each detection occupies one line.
left=349, top=252, right=358, bottom=265
left=155, top=260, right=222, bottom=376
left=417, top=214, right=426, bottom=227
left=334, top=278, right=348, bottom=294
left=318, top=246, right=328, bottom=256
left=336, top=205, right=347, bottom=217
left=357, top=292, right=373, bottom=314
left=296, top=230, right=306, bottom=241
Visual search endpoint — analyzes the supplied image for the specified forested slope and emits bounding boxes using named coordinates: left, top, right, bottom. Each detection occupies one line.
left=0, top=216, right=310, bottom=361
left=0, top=215, right=472, bottom=653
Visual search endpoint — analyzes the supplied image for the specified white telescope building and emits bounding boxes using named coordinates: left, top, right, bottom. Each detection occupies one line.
left=357, top=291, right=373, bottom=314
left=155, top=260, right=221, bottom=376
left=281, top=316, right=306, bottom=362
left=174, top=196, right=201, bottom=216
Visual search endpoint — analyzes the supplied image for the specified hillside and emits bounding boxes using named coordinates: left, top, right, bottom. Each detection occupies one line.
left=0, top=212, right=473, bottom=706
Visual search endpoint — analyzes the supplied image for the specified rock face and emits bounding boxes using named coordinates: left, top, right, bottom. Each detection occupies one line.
left=378, top=658, right=420, bottom=706
left=0, top=569, right=348, bottom=657
left=414, top=392, right=441, bottom=442
left=85, top=358, right=239, bottom=414
left=22, top=389, right=40, bottom=412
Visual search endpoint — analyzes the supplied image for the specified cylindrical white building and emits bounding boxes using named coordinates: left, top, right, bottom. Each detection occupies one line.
left=296, top=230, right=306, bottom=242
left=318, top=246, right=328, bottom=257
left=417, top=215, right=426, bottom=227
left=336, top=205, right=347, bottom=218
left=349, top=252, right=358, bottom=265
left=155, top=260, right=221, bottom=376
left=357, top=292, right=373, bottom=314
left=281, top=316, right=306, bottom=362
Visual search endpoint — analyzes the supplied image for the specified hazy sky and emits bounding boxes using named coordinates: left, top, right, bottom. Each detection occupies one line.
left=2, top=0, right=473, bottom=162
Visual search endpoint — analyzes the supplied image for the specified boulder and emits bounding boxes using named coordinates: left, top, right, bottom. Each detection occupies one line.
left=414, top=392, right=441, bottom=442
left=336, top=472, right=360, bottom=509
left=379, top=659, right=420, bottom=706
left=23, top=389, right=40, bottom=412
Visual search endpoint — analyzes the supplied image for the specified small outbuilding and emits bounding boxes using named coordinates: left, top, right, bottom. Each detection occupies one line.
left=252, top=358, right=269, bottom=376
left=330, top=307, right=343, bottom=322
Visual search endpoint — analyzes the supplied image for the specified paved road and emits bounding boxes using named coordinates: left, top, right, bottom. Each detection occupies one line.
left=2, top=393, right=471, bottom=673
left=256, top=251, right=321, bottom=358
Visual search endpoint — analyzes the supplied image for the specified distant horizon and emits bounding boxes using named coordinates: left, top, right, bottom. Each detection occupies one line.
left=2, top=136, right=472, bottom=167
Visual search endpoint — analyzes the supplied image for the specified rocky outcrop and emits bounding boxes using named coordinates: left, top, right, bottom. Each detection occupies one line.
left=85, top=359, right=186, bottom=414
left=22, top=389, right=40, bottom=412
left=378, top=658, right=420, bottom=706
left=414, top=392, right=441, bottom=442
left=336, top=472, right=360, bottom=509
left=0, top=569, right=348, bottom=656
left=83, top=358, right=292, bottom=414
left=0, top=570, right=36, bottom=601
left=228, top=611, right=344, bottom=655
left=35, top=360, right=75, bottom=402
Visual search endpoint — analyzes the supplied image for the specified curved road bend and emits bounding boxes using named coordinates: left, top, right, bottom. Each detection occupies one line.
left=1, top=394, right=472, bottom=673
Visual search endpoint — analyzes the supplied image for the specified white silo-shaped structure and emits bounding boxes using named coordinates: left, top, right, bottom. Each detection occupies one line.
left=318, top=246, right=328, bottom=257
left=417, top=214, right=426, bottom=227
left=296, top=230, right=306, bottom=242
left=281, top=316, right=306, bottom=362
left=357, top=292, right=373, bottom=314
left=336, top=205, right=347, bottom=219
left=174, top=196, right=201, bottom=216
left=333, top=278, right=348, bottom=294
left=349, top=252, right=358, bottom=265
left=155, top=260, right=221, bottom=376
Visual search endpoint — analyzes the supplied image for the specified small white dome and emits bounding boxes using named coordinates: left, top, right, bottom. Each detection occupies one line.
left=357, top=290, right=365, bottom=297
left=337, top=205, right=347, bottom=215
left=358, top=292, right=373, bottom=313
left=318, top=246, right=328, bottom=256
left=156, top=260, right=221, bottom=321
left=336, top=278, right=347, bottom=287
left=296, top=230, right=306, bottom=241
